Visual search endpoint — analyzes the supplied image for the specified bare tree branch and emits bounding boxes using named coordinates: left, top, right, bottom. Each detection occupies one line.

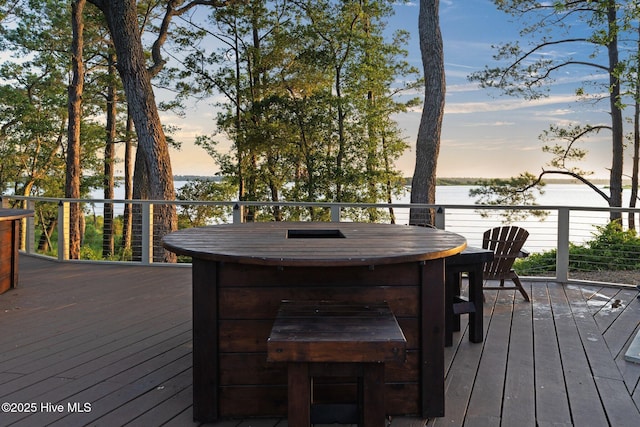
left=524, top=170, right=611, bottom=203
left=149, top=0, right=245, bottom=77
left=497, top=39, right=606, bottom=87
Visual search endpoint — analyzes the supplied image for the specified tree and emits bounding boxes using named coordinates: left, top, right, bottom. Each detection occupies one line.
left=87, top=0, right=241, bottom=261
left=176, top=178, right=236, bottom=227
left=631, top=22, right=640, bottom=229
left=0, top=0, right=107, bottom=258
left=66, top=0, right=85, bottom=260
left=169, top=0, right=415, bottom=222
left=409, top=0, right=444, bottom=226
left=469, top=1, right=631, bottom=221
left=102, top=51, right=118, bottom=258
left=87, top=0, right=179, bottom=261
left=620, top=8, right=640, bottom=230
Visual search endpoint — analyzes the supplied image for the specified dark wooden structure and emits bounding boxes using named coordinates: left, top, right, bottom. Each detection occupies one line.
left=267, top=301, right=406, bottom=426
left=0, top=208, right=33, bottom=294
left=482, top=226, right=531, bottom=301
left=162, top=222, right=467, bottom=421
left=2, top=256, right=640, bottom=426
left=445, top=247, right=494, bottom=347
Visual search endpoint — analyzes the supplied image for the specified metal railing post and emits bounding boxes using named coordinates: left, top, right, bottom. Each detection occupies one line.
left=233, top=203, right=243, bottom=224
left=58, top=201, right=70, bottom=261
left=24, top=199, right=35, bottom=254
left=435, top=207, right=445, bottom=229
left=556, top=208, right=570, bottom=283
left=331, top=204, right=341, bottom=222
left=141, top=203, right=153, bottom=264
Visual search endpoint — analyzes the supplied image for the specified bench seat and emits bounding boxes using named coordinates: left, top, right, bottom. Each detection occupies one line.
left=267, top=300, right=406, bottom=427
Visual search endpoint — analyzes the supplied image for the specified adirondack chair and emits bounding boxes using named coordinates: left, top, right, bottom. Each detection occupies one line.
left=482, top=226, right=530, bottom=301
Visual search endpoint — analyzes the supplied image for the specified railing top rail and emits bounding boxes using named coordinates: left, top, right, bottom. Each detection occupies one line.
left=5, top=194, right=640, bottom=288
left=4, top=194, right=640, bottom=214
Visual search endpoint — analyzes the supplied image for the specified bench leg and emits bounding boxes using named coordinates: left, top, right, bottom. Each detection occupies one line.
left=468, top=267, right=484, bottom=343
left=288, top=363, right=310, bottom=427
left=445, top=270, right=459, bottom=347
left=361, top=363, right=385, bottom=427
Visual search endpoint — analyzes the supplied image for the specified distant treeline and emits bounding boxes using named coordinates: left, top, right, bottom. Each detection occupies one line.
left=429, top=177, right=617, bottom=186
left=170, top=176, right=619, bottom=186
left=173, top=175, right=224, bottom=182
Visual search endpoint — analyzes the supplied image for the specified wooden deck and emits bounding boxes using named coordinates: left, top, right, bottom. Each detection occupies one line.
left=1, top=255, right=639, bottom=426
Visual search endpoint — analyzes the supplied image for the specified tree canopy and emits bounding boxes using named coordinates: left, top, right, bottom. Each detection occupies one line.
left=0, top=0, right=422, bottom=260
left=469, top=0, right=640, bottom=223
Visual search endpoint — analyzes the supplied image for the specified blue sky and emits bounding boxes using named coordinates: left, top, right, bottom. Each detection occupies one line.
left=161, top=0, right=616, bottom=179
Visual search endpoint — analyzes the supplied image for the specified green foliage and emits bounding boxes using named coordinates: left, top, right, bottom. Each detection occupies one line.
left=176, top=178, right=237, bottom=227
left=0, top=0, right=109, bottom=198
left=514, top=221, right=640, bottom=275
left=469, top=0, right=636, bottom=216
left=572, top=221, right=640, bottom=271
left=470, top=172, right=548, bottom=222
left=167, top=0, right=418, bottom=220
left=513, top=249, right=557, bottom=276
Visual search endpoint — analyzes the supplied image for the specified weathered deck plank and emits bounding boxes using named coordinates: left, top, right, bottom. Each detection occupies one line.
left=463, top=289, right=514, bottom=427
left=532, top=282, right=573, bottom=426
left=501, top=282, right=535, bottom=427
left=565, top=285, right=640, bottom=427
left=1, top=256, right=640, bottom=426
left=548, top=282, right=608, bottom=427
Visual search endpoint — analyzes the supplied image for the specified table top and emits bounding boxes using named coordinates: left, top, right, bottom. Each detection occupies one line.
left=162, top=222, right=466, bottom=267
left=0, top=208, right=34, bottom=221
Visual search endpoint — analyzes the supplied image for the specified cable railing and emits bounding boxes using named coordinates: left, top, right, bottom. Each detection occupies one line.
left=3, top=195, right=640, bottom=287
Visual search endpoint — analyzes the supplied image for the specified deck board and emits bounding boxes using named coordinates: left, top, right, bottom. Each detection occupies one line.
left=548, top=282, right=608, bottom=427
left=1, top=256, right=640, bottom=426
left=501, top=282, right=535, bottom=427
left=531, top=282, right=573, bottom=426
left=464, top=289, right=513, bottom=425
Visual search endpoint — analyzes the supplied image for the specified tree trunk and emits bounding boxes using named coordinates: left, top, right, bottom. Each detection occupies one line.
left=89, top=0, right=176, bottom=262
left=37, top=213, right=57, bottom=253
left=335, top=66, right=346, bottom=202
left=65, top=0, right=85, bottom=259
left=607, top=2, right=623, bottom=222
left=121, top=111, right=134, bottom=255
left=410, top=0, right=444, bottom=227
left=631, top=94, right=639, bottom=231
left=103, top=52, right=117, bottom=259
left=629, top=24, right=640, bottom=232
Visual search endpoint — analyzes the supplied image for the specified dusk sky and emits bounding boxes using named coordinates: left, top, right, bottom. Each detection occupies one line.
left=158, top=0, right=618, bottom=180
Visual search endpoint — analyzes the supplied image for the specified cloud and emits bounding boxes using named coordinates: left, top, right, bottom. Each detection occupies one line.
left=444, top=94, right=579, bottom=114
left=461, top=121, right=515, bottom=127
left=446, top=62, right=477, bottom=70
left=446, top=82, right=483, bottom=93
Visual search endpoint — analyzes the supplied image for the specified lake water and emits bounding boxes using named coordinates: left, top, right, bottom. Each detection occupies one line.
left=99, top=181, right=618, bottom=206
left=92, top=181, right=632, bottom=252
left=434, top=183, right=623, bottom=207
left=397, top=184, right=636, bottom=252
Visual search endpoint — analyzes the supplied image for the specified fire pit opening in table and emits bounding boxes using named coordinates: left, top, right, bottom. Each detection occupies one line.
left=287, top=229, right=346, bottom=239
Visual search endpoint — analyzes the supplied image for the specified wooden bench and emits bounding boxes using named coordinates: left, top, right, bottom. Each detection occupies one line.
left=445, top=247, right=494, bottom=346
left=267, top=300, right=406, bottom=427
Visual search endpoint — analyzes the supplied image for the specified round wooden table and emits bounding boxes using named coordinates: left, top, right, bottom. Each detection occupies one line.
left=163, top=222, right=466, bottom=421
left=0, top=208, right=34, bottom=294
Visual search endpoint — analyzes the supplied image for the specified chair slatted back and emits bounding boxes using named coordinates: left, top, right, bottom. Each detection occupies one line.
left=482, top=226, right=529, bottom=280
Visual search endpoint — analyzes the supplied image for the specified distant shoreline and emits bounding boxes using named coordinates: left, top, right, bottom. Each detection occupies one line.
left=166, top=175, right=618, bottom=186
left=433, top=177, right=616, bottom=186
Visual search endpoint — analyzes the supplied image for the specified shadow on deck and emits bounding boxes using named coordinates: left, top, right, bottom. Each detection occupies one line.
left=1, top=256, right=639, bottom=426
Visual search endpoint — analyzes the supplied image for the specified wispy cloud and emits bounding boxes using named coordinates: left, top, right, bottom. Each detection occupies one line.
left=442, top=138, right=537, bottom=151
left=444, top=94, right=580, bottom=114
left=460, top=121, right=516, bottom=127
